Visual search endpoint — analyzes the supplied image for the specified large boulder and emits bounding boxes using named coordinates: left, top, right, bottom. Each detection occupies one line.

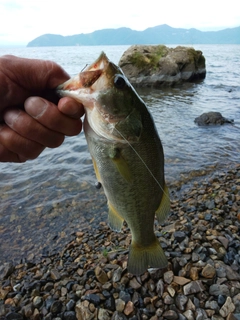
left=119, top=45, right=206, bottom=87
left=194, top=112, right=234, bottom=126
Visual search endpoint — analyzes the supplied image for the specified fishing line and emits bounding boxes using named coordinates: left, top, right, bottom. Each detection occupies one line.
left=113, top=126, right=170, bottom=200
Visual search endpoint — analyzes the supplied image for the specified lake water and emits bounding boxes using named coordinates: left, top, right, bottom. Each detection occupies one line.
left=0, top=45, right=239, bottom=264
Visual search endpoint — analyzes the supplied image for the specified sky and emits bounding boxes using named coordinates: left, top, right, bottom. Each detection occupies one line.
left=0, top=0, right=239, bottom=46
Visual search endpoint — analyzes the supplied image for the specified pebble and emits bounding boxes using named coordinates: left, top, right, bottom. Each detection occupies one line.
left=0, top=165, right=239, bottom=319
left=220, top=297, right=235, bottom=317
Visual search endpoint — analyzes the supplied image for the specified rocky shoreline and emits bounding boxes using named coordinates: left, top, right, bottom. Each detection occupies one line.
left=0, top=164, right=240, bottom=320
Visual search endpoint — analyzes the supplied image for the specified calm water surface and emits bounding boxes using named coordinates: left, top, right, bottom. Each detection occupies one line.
left=0, top=45, right=239, bottom=263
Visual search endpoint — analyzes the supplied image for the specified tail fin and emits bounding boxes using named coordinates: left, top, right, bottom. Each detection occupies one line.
left=127, top=237, right=168, bottom=275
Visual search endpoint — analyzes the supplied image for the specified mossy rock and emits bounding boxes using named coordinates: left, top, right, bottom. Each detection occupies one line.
left=119, top=45, right=206, bottom=87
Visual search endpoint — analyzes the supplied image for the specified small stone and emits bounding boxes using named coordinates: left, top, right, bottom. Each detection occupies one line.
left=124, top=301, right=134, bottom=316
left=202, top=264, right=216, bottom=278
left=50, top=300, right=63, bottom=314
left=95, top=266, right=108, bottom=284
left=85, top=294, right=101, bottom=307
left=167, top=285, right=176, bottom=297
left=220, top=297, right=235, bottom=317
left=5, top=312, right=24, bottom=320
left=218, top=295, right=227, bottom=307
left=66, top=299, right=76, bottom=311
left=173, top=276, right=191, bottom=286
left=209, top=284, right=230, bottom=296
left=63, top=311, right=77, bottom=320
left=205, top=300, right=219, bottom=311
left=22, top=303, right=34, bottom=318
left=75, top=301, right=95, bottom=320
left=98, top=308, right=111, bottom=320
left=0, top=263, right=14, bottom=280
left=156, top=279, right=164, bottom=297
left=112, top=267, right=122, bottom=282
left=104, top=296, right=116, bottom=312
left=50, top=269, right=61, bottom=280
left=33, top=296, right=43, bottom=309
left=164, top=270, right=174, bottom=284
left=174, top=231, right=186, bottom=242
left=195, top=308, right=208, bottom=320
left=183, top=280, right=205, bottom=295
left=175, top=294, right=188, bottom=311
left=189, top=267, right=199, bottom=280
left=162, top=310, right=178, bottom=320
left=218, top=236, right=229, bottom=249
left=111, top=311, right=128, bottom=320
left=119, top=291, right=131, bottom=303
left=183, top=309, right=195, bottom=320
left=129, top=277, right=142, bottom=290
left=115, top=299, right=125, bottom=312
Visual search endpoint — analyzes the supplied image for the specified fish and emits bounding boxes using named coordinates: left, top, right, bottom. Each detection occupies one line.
left=57, top=52, right=170, bottom=275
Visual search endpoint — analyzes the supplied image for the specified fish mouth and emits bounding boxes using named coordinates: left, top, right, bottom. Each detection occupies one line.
left=57, top=52, right=109, bottom=91
left=57, top=69, right=103, bottom=91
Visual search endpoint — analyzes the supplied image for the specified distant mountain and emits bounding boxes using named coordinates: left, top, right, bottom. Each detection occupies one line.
left=27, top=24, right=240, bottom=47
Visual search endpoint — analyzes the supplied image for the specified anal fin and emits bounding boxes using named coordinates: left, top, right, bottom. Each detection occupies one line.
left=108, top=201, right=124, bottom=232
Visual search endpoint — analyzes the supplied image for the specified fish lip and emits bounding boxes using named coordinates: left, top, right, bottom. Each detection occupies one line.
left=57, top=69, right=103, bottom=91
left=57, top=51, right=109, bottom=92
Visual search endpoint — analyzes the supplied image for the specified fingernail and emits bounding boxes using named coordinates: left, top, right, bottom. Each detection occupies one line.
left=4, top=109, right=21, bottom=127
left=25, top=97, right=47, bottom=118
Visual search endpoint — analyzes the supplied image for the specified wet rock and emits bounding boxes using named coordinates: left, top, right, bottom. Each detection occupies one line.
left=119, top=45, right=206, bottom=87
left=194, top=112, right=234, bottom=126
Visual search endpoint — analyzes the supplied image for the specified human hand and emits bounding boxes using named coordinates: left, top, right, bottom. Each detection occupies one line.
left=0, top=55, right=84, bottom=162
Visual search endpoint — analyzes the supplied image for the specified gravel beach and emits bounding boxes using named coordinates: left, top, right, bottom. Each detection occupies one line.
left=0, top=164, right=240, bottom=320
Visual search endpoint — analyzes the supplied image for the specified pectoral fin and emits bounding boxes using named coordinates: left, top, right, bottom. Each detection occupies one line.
left=155, top=183, right=171, bottom=223
left=108, top=201, right=124, bottom=232
left=109, top=148, right=133, bottom=183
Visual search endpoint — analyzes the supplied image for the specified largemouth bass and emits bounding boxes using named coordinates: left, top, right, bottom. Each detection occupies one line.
left=57, top=52, right=170, bottom=275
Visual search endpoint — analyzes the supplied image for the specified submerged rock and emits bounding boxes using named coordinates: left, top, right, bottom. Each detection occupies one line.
left=119, top=45, right=206, bottom=87
left=194, top=111, right=234, bottom=126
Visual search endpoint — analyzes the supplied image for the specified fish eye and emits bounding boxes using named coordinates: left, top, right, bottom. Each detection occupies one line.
left=114, top=75, right=126, bottom=89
